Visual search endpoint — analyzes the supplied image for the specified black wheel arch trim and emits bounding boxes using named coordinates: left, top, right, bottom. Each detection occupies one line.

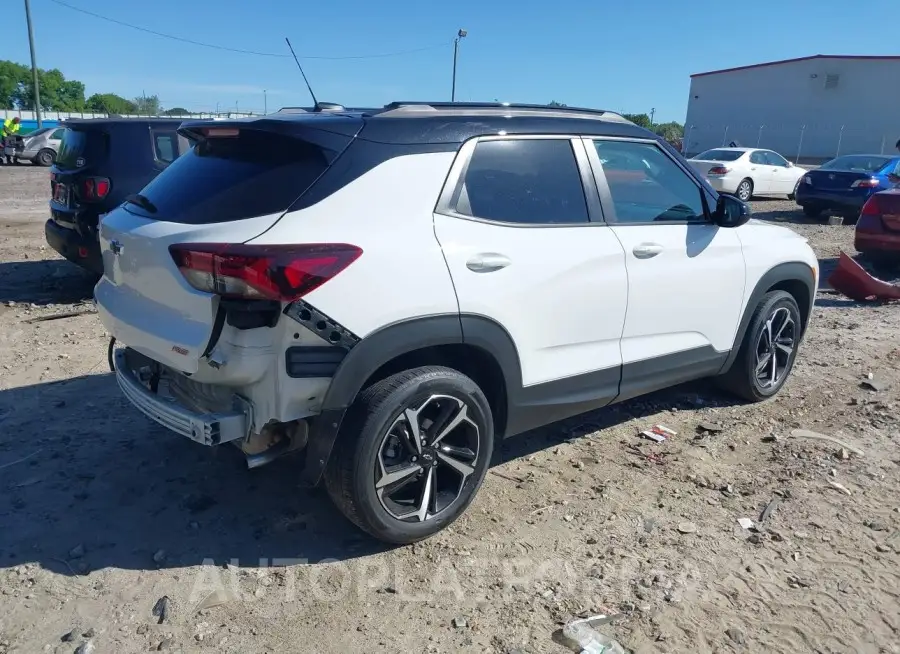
left=301, top=313, right=524, bottom=486
left=718, top=261, right=816, bottom=374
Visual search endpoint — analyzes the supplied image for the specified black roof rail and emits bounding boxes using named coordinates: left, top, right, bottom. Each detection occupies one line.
left=381, top=101, right=628, bottom=121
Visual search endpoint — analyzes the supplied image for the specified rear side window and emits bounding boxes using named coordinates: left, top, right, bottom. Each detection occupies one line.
left=55, top=128, right=109, bottom=169
left=454, top=139, right=588, bottom=225
left=152, top=130, right=178, bottom=164
left=124, top=130, right=331, bottom=224
left=51, top=129, right=65, bottom=139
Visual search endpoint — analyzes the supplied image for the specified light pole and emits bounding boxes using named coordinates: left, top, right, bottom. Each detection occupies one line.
left=649, top=107, right=655, bottom=129
left=24, top=0, right=42, bottom=128
left=451, top=29, right=467, bottom=102
left=215, top=101, right=220, bottom=115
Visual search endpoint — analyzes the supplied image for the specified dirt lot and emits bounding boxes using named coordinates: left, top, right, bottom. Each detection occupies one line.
left=1, top=165, right=899, bottom=654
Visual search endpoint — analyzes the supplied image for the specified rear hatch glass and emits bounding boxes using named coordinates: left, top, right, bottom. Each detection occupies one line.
left=55, top=127, right=109, bottom=170
left=124, top=129, right=332, bottom=224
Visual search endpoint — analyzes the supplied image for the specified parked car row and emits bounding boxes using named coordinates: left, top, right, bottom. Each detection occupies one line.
left=40, top=104, right=824, bottom=544
left=688, top=148, right=900, bottom=263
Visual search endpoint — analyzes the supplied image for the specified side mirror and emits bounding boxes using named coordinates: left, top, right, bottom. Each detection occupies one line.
left=714, top=193, right=751, bottom=228
left=786, top=161, right=794, bottom=168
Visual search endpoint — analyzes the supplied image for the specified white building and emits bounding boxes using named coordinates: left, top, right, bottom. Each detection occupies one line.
left=683, top=55, right=900, bottom=162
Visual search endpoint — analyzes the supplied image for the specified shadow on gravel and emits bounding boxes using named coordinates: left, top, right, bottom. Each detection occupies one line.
left=0, top=374, right=388, bottom=577
left=0, top=370, right=747, bottom=576
left=498, top=378, right=743, bottom=466
left=0, top=259, right=96, bottom=305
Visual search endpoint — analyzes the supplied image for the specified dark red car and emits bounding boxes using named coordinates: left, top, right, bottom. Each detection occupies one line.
left=855, top=189, right=900, bottom=263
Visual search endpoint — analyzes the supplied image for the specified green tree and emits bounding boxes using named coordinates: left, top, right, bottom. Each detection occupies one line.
left=622, top=113, right=652, bottom=129
left=547, top=100, right=567, bottom=107
left=0, top=60, right=28, bottom=108
left=18, top=68, right=86, bottom=111
left=132, top=94, right=162, bottom=115
left=653, top=121, right=684, bottom=143
left=86, top=93, right=136, bottom=114
left=163, top=107, right=190, bottom=116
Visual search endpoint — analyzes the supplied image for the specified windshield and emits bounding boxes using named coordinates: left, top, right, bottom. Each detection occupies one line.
left=819, top=155, right=891, bottom=173
left=694, top=149, right=744, bottom=162
left=25, top=127, right=51, bottom=139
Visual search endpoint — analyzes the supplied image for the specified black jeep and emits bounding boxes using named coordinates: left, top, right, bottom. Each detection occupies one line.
left=45, top=118, right=190, bottom=274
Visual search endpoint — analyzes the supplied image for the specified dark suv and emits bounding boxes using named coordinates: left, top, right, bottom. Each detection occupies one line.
left=45, top=118, right=189, bottom=274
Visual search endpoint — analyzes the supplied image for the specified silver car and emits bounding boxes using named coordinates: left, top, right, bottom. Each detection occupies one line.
left=18, top=126, right=65, bottom=166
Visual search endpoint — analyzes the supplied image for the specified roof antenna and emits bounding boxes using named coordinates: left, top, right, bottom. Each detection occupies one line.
left=285, top=37, right=319, bottom=108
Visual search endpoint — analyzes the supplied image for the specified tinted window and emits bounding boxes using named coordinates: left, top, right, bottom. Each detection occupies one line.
left=51, top=129, right=66, bottom=140
left=764, top=151, right=789, bottom=166
left=455, top=139, right=588, bottom=225
left=152, top=130, right=177, bottom=164
left=594, top=140, right=705, bottom=224
left=820, top=155, right=892, bottom=173
left=749, top=151, right=767, bottom=165
left=55, top=128, right=109, bottom=170
left=695, top=149, right=744, bottom=162
left=124, top=130, right=332, bottom=224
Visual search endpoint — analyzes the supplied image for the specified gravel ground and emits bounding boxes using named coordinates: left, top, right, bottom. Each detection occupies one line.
left=1, top=165, right=899, bottom=654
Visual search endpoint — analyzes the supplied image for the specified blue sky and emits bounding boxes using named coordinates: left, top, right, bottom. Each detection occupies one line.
left=2, top=0, right=895, bottom=121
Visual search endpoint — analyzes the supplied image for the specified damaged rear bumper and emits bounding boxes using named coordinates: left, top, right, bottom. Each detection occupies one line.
left=113, top=347, right=252, bottom=446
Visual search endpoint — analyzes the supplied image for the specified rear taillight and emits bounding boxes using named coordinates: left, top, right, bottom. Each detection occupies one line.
left=81, top=177, right=111, bottom=201
left=169, top=243, right=362, bottom=302
left=862, top=192, right=900, bottom=217
left=708, top=166, right=730, bottom=175
left=851, top=178, right=879, bottom=189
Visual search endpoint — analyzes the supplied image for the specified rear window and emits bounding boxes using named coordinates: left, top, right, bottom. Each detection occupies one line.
left=125, top=130, right=331, bottom=224
left=820, top=155, right=891, bottom=173
left=694, top=149, right=744, bottom=162
left=55, top=128, right=109, bottom=169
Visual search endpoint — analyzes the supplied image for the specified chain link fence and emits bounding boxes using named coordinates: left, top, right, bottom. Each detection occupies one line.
left=682, top=123, right=898, bottom=164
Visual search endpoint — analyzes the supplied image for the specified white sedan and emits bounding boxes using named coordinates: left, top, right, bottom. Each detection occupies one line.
left=687, top=147, right=807, bottom=202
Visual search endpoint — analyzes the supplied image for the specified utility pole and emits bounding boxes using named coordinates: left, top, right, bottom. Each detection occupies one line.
left=649, top=107, right=656, bottom=129
left=451, top=29, right=467, bottom=102
left=24, top=0, right=42, bottom=128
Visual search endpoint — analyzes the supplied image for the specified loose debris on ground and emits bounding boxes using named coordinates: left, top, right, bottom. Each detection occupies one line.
left=1, top=167, right=899, bottom=653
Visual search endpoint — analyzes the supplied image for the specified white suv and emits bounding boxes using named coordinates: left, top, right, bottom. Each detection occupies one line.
left=95, top=102, right=819, bottom=544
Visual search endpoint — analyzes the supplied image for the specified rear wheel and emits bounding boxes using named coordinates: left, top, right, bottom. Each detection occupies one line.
left=802, top=206, right=822, bottom=218
left=720, top=290, right=802, bottom=402
left=324, top=366, right=494, bottom=544
left=736, top=178, right=753, bottom=202
left=36, top=148, right=55, bottom=167
left=788, top=180, right=800, bottom=201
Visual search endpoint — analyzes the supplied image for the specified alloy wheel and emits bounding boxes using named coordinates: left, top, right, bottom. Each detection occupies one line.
left=375, top=394, right=481, bottom=523
left=754, top=307, right=795, bottom=389
left=737, top=181, right=752, bottom=201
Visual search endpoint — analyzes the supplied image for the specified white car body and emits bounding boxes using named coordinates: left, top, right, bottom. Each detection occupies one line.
left=688, top=147, right=808, bottom=200
left=92, top=104, right=820, bottom=542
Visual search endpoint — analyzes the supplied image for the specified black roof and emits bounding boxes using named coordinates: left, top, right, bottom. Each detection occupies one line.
left=180, top=101, right=657, bottom=146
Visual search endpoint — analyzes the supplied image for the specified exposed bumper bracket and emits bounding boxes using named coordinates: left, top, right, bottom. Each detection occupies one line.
left=113, top=348, right=251, bottom=446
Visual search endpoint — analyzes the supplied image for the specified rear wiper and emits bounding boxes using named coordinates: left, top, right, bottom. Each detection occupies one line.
left=125, top=193, right=157, bottom=214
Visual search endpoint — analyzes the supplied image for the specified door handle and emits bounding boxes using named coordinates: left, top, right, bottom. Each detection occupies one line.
left=632, top=243, right=663, bottom=259
left=466, top=253, right=511, bottom=273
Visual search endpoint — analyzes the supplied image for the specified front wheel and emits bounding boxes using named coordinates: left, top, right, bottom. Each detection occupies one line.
left=788, top=180, right=800, bottom=201
left=736, top=178, right=753, bottom=202
left=324, top=366, right=494, bottom=544
left=36, top=148, right=55, bottom=167
left=719, top=290, right=802, bottom=402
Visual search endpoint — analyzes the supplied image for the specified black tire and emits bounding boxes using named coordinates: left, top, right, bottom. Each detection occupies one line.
left=36, top=149, right=55, bottom=167
left=736, top=178, right=753, bottom=202
left=802, top=206, right=822, bottom=218
left=324, top=366, right=494, bottom=544
left=720, top=290, right=802, bottom=402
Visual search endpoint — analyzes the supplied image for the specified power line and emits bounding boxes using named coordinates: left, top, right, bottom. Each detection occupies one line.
left=47, top=0, right=451, bottom=60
